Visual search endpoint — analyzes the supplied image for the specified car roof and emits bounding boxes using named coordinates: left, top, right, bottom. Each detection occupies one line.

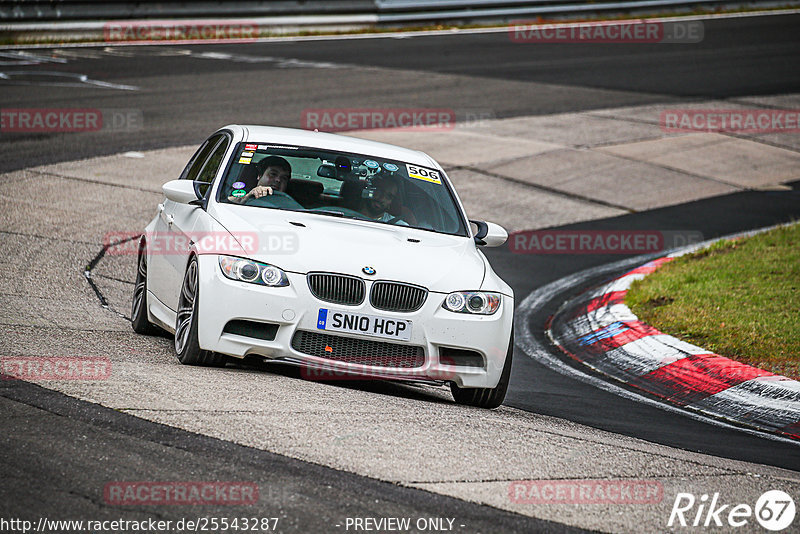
left=234, top=125, right=437, bottom=168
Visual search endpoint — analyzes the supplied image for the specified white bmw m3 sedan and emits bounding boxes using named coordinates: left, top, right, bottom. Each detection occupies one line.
left=132, top=125, right=514, bottom=408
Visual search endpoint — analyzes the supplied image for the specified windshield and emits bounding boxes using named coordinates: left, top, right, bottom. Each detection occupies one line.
left=217, top=142, right=468, bottom=236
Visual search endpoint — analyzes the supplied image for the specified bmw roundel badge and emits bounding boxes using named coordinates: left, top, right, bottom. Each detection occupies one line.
left=362, top=266, right=376, bottom=275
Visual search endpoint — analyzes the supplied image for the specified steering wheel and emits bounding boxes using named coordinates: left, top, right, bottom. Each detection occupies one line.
left=244, top=191, right=304, bottom=210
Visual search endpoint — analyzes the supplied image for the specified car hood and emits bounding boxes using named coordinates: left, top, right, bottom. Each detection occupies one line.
left=209, top=205, right=484, bottom=292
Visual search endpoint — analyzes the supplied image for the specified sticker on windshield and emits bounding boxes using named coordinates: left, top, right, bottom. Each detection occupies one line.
left=245, top=144, right=258, bottom=150
left=364, top=159, right=379, bottom=169
left=383, top=163, right=398, bottom=172
left=261, top=144, right=298, bottom=150
left=241, top=151, right=254, bottom=157
left=406, top=164, right=442, bottom=184
left=238, top=157, right=252, bottom=164
left=231, top=189, right=246, bottom=197
left=232, top=181, right=246, bottom=189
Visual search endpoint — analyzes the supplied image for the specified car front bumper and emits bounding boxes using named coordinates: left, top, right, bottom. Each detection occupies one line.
left=195, top=255, right=513, bottom=388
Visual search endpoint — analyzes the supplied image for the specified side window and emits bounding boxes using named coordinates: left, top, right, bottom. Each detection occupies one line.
left=178, top=141, right=210, bottom=180
left=196, top=137, right=230, bottom=186
left=181, top=134, right=224, bottom=182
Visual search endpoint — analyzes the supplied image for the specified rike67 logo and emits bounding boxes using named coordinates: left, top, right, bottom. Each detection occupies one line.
left=668, top=490, right=795, bottom=531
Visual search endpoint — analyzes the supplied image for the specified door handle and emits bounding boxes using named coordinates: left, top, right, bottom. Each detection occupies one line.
left=166, top=214, right=174, bottom=226
left=157, top=203, right=164, bottom=213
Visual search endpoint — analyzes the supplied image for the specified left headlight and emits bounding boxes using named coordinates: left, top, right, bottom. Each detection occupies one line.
left=218, top=256, right=289, bottom=287
left=442, top=291, right=501, bottom=315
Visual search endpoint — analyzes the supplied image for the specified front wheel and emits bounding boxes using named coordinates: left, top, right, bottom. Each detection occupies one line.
left=450, top=327, right=513, bottom=409
left=174, top=257, right=227, bottom=367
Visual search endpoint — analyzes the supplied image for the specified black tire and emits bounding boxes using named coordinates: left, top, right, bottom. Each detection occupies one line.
left=131, top=241, right=159, bottom=335
left=450, top=327, right=513, bottom=409
left=174, top=256, right=227, bottom=367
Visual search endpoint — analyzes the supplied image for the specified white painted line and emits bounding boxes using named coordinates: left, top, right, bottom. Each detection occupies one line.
left=0, top=70, right=138, bottom=90
left=0, top=50, right=69, bottom=65
left=654, top=334, right=713, bottom=356
left=190, top=50, right=345, bottom=68
left=585, top=303, right=638, bottom=329
left=689, top=377, right=800, bottom=430
left=605, top=273, right=647, bottom=293
left=583, top=273, right=646, bottom=300
left=612, top=334, right=696, bottom=371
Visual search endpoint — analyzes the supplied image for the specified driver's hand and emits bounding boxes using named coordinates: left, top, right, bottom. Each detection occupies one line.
left=246, top=186, right=274, bottom=199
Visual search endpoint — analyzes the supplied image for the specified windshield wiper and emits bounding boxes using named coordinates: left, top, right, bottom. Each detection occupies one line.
left=310, top=210, right=367, bottom=221
left=312, top=210, right=346, bottom=218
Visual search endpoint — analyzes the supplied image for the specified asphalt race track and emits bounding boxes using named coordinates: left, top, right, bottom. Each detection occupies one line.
left=2, top=13, right=800, bottom=174
left=1, top=11, right=799, bottom=532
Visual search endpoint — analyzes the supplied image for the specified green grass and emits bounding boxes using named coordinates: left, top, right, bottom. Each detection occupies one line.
left=626, top=223, right=800, bottom=378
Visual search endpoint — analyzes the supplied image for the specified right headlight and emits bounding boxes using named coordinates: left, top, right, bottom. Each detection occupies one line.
left=218, top=256, right=289, bottom=287
left=442, top=291, right=501, bottom=315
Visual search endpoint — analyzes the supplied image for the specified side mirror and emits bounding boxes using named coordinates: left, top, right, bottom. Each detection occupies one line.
left=471, top=220, right=508, bottom=247
left=163, top=180, right=202, bottom=204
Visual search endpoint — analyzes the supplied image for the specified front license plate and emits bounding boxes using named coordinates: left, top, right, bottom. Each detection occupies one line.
left=316, top=309, right=412, bottom=341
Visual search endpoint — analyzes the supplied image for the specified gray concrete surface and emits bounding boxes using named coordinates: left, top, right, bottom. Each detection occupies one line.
left=352, top=94, right=800, bottom=230
left=2, top=97, right=799, bottom=532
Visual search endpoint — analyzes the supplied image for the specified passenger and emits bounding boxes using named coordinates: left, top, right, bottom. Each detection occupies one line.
left=358, top=175, right=408, bottom=225
left=230, top=156, right=292, bottom=203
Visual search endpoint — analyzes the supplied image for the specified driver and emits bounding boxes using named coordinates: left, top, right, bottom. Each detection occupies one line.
left=230, top=156, right=292, bottom=203
left=358, top=175, right=408, bottom=225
